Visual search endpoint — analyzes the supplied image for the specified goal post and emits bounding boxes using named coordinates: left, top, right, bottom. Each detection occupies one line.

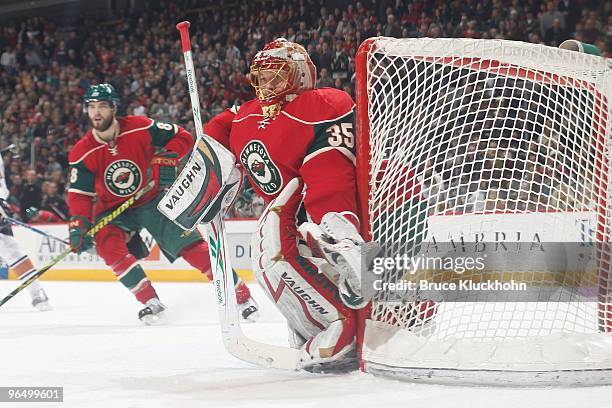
left=355, top=37, right=612, bottom=385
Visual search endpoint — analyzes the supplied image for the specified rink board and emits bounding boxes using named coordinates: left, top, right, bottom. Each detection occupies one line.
left=3, top=219, right=258, bottom=282
left=2, top=212, right=596, bottom=282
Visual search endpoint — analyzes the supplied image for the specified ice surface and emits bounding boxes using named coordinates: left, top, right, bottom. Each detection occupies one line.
left=0, top=281, right=609, bottom=408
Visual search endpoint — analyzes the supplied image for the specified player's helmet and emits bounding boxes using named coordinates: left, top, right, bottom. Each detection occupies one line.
left=248, top=38, right=317, bottom=104
left=83, top=83, right=120, bottom=112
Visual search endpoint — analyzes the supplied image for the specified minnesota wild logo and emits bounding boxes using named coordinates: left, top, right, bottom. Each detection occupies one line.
left=104, top=160, right=142, bottom=197
left=240, top=140, right=283, bottom=195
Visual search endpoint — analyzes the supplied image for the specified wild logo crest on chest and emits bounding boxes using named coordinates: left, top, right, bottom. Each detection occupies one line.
left=239, top=140, right=283, bottom=195
left=103, top=159, right=141, bottom=197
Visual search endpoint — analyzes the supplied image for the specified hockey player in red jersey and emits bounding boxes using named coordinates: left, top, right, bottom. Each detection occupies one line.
left=203, top=39, right=373, bottom=371
left=68, top=84, right=258, bottom=324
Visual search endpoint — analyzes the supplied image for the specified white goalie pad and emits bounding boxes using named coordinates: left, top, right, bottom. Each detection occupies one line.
left=252, top=178, right=342, bottom=340
left=158, top=136, right=241, bottom=231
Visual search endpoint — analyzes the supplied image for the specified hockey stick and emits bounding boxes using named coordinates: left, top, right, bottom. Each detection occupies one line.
left=176, top=21, right=302, bottom=370
left=0, top=180, right=155, bottom=309
left=4, top=216, right=97, bottom=255
left=4, top=216, right=104, bottom=257
left=4, top=216, right=70, bottom=246
left=206, top=214, right=303, bottom=369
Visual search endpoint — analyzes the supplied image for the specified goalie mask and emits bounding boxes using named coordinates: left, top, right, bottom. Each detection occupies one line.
left=248, top=38, right=317, bottom=117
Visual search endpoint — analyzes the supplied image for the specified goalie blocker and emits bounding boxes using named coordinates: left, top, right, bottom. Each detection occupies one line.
left=158, top=135, right=242, bottom=231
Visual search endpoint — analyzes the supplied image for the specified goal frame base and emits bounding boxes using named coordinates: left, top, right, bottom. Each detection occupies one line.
left=364, top=362, right=612, bottom=387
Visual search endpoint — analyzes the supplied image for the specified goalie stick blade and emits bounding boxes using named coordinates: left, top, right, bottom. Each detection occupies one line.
left=205, top=215, right=304, bottom=371
left=222, top=327, right=304, bottom=370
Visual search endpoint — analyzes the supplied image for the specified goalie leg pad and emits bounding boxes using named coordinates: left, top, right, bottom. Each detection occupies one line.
left=253, top=178, right=357, bottom=341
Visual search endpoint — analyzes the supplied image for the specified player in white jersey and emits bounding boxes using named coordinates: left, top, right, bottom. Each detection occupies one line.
left=0, top=147, right=51, bottom=310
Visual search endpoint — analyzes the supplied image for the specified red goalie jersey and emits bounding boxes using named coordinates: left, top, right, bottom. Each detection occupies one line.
left=205, top=88, right=358, bottom=224
left=68, top=116, right=193, bottom=220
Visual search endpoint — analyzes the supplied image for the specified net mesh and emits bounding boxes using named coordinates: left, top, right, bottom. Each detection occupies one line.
left=360, top=38, right=612, bottom=347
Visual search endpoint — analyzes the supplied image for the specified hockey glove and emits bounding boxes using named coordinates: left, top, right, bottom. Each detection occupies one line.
left=298, top=213, right=381, bottom=309
left=25, top=206, right=39, bottom=221
left=152, top=150, right=179, bottom=191
left=69, top=215, right=94, bottom=254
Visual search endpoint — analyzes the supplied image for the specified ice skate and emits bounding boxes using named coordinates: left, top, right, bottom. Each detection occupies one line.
left=138, top=298, right=166, bottom=325
left=238, top=297, right=260, bottom=322
left=31, top=288, right=51, bottom=312
left=235, top=281, right=259, bottom=322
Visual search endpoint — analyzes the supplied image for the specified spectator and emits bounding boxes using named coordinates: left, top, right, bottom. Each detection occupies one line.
left=540, top=1, right=566, bottom=37
left=581, top=18, right=603, bottom=44
left=331, top=41, right=349, bottom=80
left=317, top=67, right=334, bottom=88
left=0, top=46, right=17, bottom=69
left=41, top=181, right=69, bottom=221
left=544, top=18, right=568, bottom=46
left=318, top=41, right=333, bottom=72
left=383, top=13, right=401, bottom=37
left=18, top=169, right=42, bottom=218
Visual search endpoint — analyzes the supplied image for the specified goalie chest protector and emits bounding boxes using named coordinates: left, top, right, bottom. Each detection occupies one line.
left=229, top=88, right=356, bottom=201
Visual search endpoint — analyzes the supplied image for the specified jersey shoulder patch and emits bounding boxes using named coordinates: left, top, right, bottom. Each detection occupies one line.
left=283, top=88, right=354, bottom=124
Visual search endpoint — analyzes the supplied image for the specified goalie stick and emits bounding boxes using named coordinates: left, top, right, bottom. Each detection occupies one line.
left=176, top=21, right=303, bottom=370
left=0, top=180, right=155, bottom=309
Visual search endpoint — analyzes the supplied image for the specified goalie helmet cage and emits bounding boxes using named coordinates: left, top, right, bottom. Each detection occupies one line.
left=355, top=37, right=612, bottom=386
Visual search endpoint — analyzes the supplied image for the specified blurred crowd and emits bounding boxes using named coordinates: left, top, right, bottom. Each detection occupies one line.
left=414, top=71, right=596, bottom=216
left=0, top=0, right=610, bottom=222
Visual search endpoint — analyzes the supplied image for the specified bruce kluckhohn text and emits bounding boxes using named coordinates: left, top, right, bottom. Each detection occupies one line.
left=370, top=253, right=528, bottom=292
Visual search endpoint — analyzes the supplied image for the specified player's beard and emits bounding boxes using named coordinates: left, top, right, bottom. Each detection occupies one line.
left=89, top=113, right=114, bottom=132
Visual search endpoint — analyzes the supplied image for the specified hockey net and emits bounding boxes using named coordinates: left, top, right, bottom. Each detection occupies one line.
left=355, top=37, right=612, bottom=385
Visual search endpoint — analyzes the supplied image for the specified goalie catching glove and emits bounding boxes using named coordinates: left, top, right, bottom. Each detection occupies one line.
left=298, top=213, right=380, bottom=309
